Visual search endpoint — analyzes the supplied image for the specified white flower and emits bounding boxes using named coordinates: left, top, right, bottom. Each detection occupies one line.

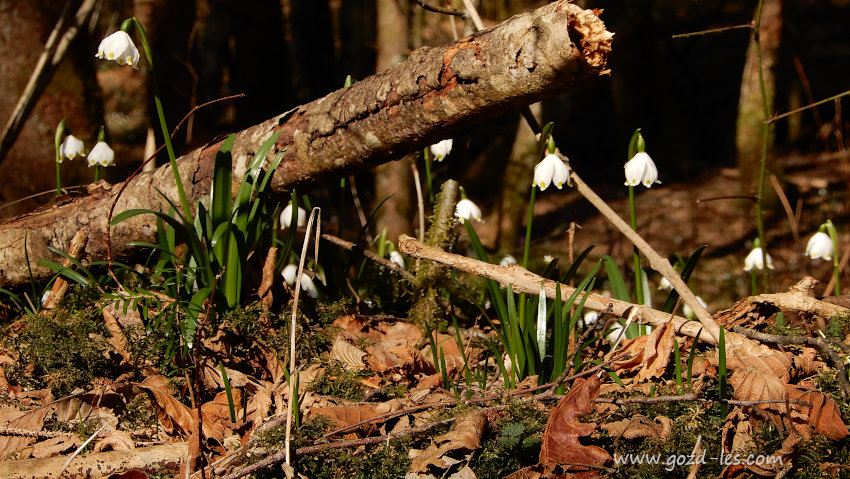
left=582, top=310, right=598, bottom=328
left=58, top=135, right=85, bottom=162
left=683, top=296, right=708, bottom=320
left=543, top=255, right=555, bottom=263
left=499, top=255, right=517, bottom=266
left=605, top=323, right=624, bottom=345
left=281, top=264, right=319, bottom=298
left=280, top=203, right=307, bottom=229
left=624, top=152, right=660, bottom=188
left=805, top=231, right=833, bottom=261
left=743, top=247, right=774, bottom=272
left=533, top=154, right=570, bottom=191
left=88, top=141, right=114, bottom=167
left=657, top=277, right=672, bottom=291
left=455, top=198, right=483, bottom=222
left=389, top=251, right=405, bottom=269
left=430, top=139, right=453, bottom=161
left=96, top=31, right=140, bottom=68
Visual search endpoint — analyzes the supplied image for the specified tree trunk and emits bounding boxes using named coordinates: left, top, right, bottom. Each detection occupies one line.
left=736, top=0, right=782, bottom=193
left=0, top=0, right=612, bottom=288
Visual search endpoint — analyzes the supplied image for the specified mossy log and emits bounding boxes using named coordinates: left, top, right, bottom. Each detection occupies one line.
left=0, top=1, right=611, bottom=288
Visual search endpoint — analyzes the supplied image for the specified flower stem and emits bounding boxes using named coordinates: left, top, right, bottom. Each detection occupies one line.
left=54, top=118, right=66, bottom=197
left=424, top=148, right=434, bottom=204
left=94, top=165, right=100, bottom=182
left=826, top=220, right=841, bottom=295
left=629, top=185, right=644, bottom=305
left=750, top=269, right=757, bottom=296
left=752, top=0, right=770, bottom=292
left=127, top=18, right=193, bottom=223
left=522, top=186, right=536, bottom=269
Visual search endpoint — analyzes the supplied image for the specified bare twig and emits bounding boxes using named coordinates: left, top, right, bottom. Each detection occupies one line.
left=671, top=23, right=752, bottom=39
left=320, top=233, right=415, bottom=281
left=413, top=0, right=465, bottom=17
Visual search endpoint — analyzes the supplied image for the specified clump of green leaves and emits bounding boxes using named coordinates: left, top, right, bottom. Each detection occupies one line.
left=5, top=306, right=113, bottom=397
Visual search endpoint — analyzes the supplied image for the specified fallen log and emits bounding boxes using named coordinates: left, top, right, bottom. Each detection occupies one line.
left=0, top=1, right=611, bottom=288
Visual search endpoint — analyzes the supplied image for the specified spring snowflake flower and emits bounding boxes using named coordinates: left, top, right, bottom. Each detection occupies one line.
left=657, top=277, right=672, bottom=291
left=96, top=31, right=140, bottom=68
left=281, top=264, right=319, bottom=299
left=624, top=152, right=660, bottom=188
left=533, top=153, right=570, bottom=190
left=430, top=139, right=453, bottom=162
left=605, top=323, right=624, bottom=345
left=683, top=296, right=708, bottom=320
left=280, top=204, right=307, bottom=229
left=389, top=251, right=405, bottom=269
left=58, top=135, right=85, bottom=163
left=499, top=255, right=517, bottom=266
left=582, top=310, right=598, bottom=328
left=743, top=247, right=774, bottom=272
left=88, top=141, right=114, bottom=167
left=805, top=231, right=833, bottom=261
left=455, top=198, right=483, bottom=222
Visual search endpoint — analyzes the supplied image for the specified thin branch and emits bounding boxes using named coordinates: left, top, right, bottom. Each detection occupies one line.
left=768, top=89, right=850, bottom=123
left=413, top=0, right=465, bottom=17
left=671, top=23, right=752, bottom=39
left=320, top=233, right=415, bottom=282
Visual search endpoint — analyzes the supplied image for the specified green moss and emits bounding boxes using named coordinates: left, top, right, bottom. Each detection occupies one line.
left=824, top=313, right=850, bottom=340
left=5, top=306, right=113, bottom=397
left=307, top=360, right=371, bottom=401
left=472, top=401, right=548, bottom=479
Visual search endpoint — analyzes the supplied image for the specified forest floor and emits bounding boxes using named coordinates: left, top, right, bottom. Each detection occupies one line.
left=1, top=149, right=850, bottom=479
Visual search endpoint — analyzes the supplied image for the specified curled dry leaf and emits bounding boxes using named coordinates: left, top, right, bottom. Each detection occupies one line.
left=93, top=430, right=135, bottom=452
left=135, top=376, right=195, bottom=438
left=201, top=389, right=245, bottom=446
left=539, top=376, right=610, bottom=477
left=329, top=338, right=366, bottom=370
left=601, top=415, right=673, bottom=440
left=606, top=322, right=674, bottom=383
left=792, top=347, right=826, bottom=377
left=310, top=402, right=379, bottom=435
left=408, top=412, right=486, bottom=475
left=786, top=385, right=849, bottom=440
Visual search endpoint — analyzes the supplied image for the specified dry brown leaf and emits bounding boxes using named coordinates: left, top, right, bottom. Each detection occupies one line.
left=329, top=338, right=366, bottom=370
left=31, top=435, right=80, bottom=458
left=792, top=347, right=826, bottom=377
left=601, top=415, right=672, bottom=440
left=93, top=430, right=135, bottom=452
left=539, top=376, right=610, bottom=477
left=408, top=412, right=486, bottom=474
left=606, top=322, right=674, bottom=383
left=724, top=340, right=792, bottom=383
left=310, top=402, right=379, bottom=432
left=786, top=385, right=849, bottom=440
left=0, top=405, right=50, bottom=458
left=201, top=389, right=245, bottom=446
left=135, top=376, right=195, bottom=437
left=728, top=367, right=788, bottom=412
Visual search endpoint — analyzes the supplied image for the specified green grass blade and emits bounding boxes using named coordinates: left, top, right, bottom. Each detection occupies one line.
left=661, top=245, right=707, bottom=313
left=602, top=255, right=629, bottom=301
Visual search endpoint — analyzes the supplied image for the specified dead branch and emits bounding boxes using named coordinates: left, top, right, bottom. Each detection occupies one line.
left=0, top=0, right=611, bottom=289
left=0, top=442, right=187, bottom=479
left=399, top=234, right=719, bottom=345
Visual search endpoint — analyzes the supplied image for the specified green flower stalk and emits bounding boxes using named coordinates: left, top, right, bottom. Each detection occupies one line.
left=98, top=18, right=192, bottom=223
left=54, top=118, right=67, bottom=197
left=623, top=129, right=659, bottom=305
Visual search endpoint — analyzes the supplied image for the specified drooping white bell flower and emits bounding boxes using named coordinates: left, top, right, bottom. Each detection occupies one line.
left=532, top=153, right=570, bottom=191
left=455, top=198, right=483, bottom=222
left=280, top=203, right=307, bottom=229
left=605, top=323, right=624, bottom=345
left=430, top=139, right=453, bottom=162
left=581, top=310, right=598, bottom=328
left=58, top=135, right=85, bottom=163
left=499, top=255, right=517, bottom=267
left=624, top=152, right=660, bottom=188
left=805, top=231, right=834, bottom=261
left=88, top=141, right=114, bottom=167
left=683, top=296, right=708, bottom=320
left=96, top=31, right=140, bottom=68
left=389, top=251, right=405, bottom=269
left=743, top=247, right=774, bottom=272
left=281, top=264, right=319, bottom=298
left=657, top=277, right=672, bottom=291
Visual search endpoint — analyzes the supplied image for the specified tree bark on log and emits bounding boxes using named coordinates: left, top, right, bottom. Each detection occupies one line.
left=0, top=0, right=611, bottom=288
